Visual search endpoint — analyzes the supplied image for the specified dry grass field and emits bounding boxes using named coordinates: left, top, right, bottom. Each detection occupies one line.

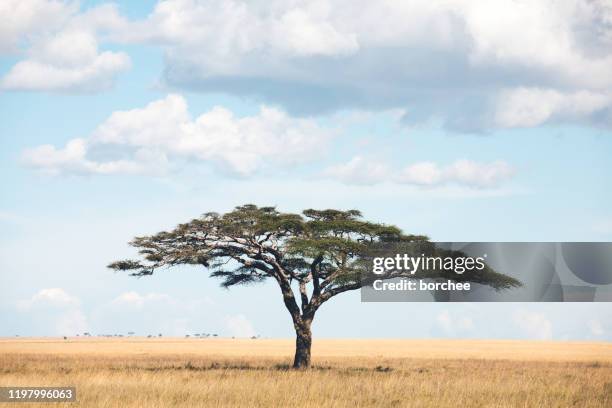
left=1, top=338, right=611, bottom=407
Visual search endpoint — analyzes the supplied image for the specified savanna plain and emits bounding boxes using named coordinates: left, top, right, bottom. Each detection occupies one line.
left=0, top=338, right=611, bottom=407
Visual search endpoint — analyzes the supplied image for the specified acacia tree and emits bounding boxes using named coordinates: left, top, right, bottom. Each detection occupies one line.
left=109, top=205, right=520, bottom=368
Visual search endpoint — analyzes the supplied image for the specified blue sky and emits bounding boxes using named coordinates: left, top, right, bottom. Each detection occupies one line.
left=1, top=0, right=611, bottom=340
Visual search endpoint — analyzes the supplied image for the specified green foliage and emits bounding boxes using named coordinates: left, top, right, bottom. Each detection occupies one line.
left=109, top=204, right=521, bottom=308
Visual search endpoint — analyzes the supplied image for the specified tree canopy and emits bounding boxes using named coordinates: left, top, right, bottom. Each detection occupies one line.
left=109, top=204, right=521, bottom=368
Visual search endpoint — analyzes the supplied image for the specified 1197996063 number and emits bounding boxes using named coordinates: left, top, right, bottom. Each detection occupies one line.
left=0, top=387, right=76, bottom=402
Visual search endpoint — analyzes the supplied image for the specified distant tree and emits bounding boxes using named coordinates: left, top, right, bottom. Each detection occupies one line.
left=110, top=205, right=520, bottom=368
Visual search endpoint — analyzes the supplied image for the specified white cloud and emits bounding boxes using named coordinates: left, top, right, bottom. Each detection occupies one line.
left=324, top=156, right=514, bottom=188
left=440, top=160, right=514, bottom=188
left=0, top=1, right=130, bottom=92
left=5, top=1, right=612, bottom=126
left=323, top=156, right=390, bottom=185
left=397, top=162, right=443, bottom=186
left=1, top=49, right=130, bottom=92
left=270, top=8, right=358, bottom=57
left=121, top=0, right=358, bottom=59
left=0, top=0, right=74, bottom=53
left=225, top=314, right=256, bottom=337
left=110, top=0, right=612, bottom=129
left=17, top=288, right=80, bottom=310
left=15, top=288, right=89, bottom=336
left=22, top=94, right=332, bottom=176
left=21, top=138, right=167, bottom=176
left=513, top=310, right=552, bottom=340
left=494, top=88, right=612, bottom=128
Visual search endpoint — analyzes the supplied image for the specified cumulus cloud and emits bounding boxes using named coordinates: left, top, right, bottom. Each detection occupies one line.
left=322, top=156, right=391, bottom=186
left=121, top=0, right=359, bottom=57
left=21, top=138, right=165, bottom=176
left=17, top=287, right=80, bottom=309
left=1, top=48, right=130, bottom=92
left=0, top=1, right=130, bottom=92
left=513, top=310, right=553, bottom=340
left=494, top=88, right=612, bottom=128
left=0, top=0, right=73, bottom=53
left=109, top=0, right=612, bottom=130
left=399, top=160, right=515, bottom=188
left=22, top=94, right=331, bottom=176
left=324, top=156, right=514, bottom=188
left=5, top=1, right=612, bottom=126
left=15, top=288, right=88, bottom=335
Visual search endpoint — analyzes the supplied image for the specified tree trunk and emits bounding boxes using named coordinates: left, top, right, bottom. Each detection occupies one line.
left=293, top=320, right=312, bottom=369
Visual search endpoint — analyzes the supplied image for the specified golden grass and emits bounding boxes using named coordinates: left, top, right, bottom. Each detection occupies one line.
left=1, top=338, right=611, bottom=407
